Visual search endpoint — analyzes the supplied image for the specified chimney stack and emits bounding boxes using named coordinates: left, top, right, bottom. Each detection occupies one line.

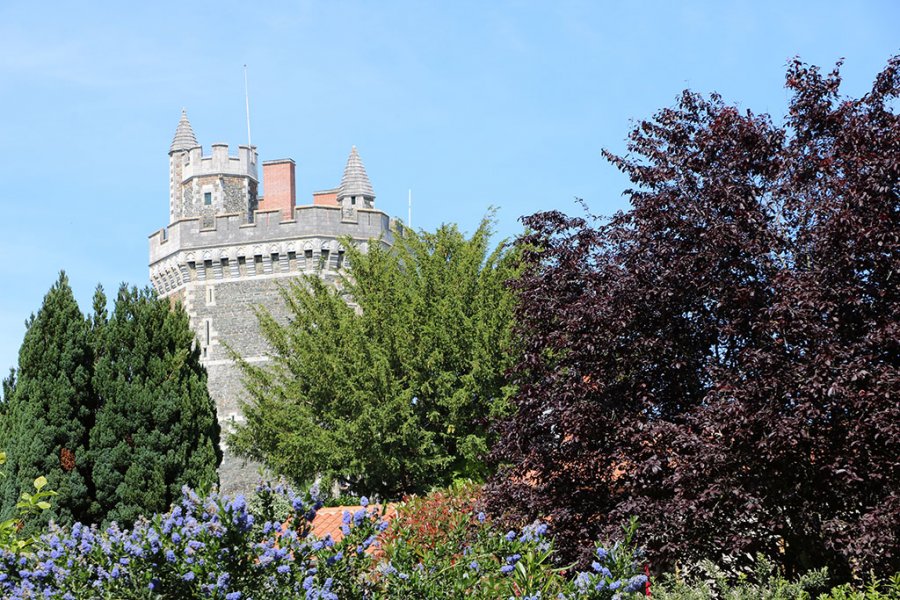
left=261, top=159, right=296, bottom=221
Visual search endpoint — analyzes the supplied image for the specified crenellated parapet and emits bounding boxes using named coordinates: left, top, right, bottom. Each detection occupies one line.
left=179, top=144, right=258, bottom=183
left=149, top=205, right=392, bottom=297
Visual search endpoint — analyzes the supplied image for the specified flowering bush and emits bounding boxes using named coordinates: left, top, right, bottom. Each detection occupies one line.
left=0, top=483, right=647, bottom=598
left=0, top=483, right=385, bottom=599
left=378, top=486, right=648, bottom=599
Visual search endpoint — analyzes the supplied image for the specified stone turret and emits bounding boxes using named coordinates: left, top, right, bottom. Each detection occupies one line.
left=167, top=110, right=259, bottom=227
left=337, top=146, right=375, bottom=222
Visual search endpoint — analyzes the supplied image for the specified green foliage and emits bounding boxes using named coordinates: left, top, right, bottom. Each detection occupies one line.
left=89, top=285, right=221, bottom=525
left=819, top=574, right=900, bottom=600
left=0, top=452, right=57, bottom=554
left=652, top=556, right=831, bottom=599
left=231, top=215, right=519, bottom=497
left=1, top=274, right=220, bottom=528
left=0, top=271, right=95, bottom=526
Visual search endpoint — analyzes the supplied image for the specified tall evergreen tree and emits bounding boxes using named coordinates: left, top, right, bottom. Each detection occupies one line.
left=0, top=369, right=15, bottom=452
left=89, top=286, right=221, bottom=524
left=231, top=216, right=518, bottom=497
left=0, top=272, right=95, bottom=525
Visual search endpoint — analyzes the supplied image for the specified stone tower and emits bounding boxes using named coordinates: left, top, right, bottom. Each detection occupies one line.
left=149, top=111, right=392, bottom=493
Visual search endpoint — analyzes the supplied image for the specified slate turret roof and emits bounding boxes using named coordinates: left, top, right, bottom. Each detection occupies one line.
left=338, top=146, right=374, bottom=199
left=170, top=109, right=199, bottom=153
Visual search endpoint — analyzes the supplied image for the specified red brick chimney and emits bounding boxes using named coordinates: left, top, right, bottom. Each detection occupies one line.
left=260, top=159, right=296, bottom=221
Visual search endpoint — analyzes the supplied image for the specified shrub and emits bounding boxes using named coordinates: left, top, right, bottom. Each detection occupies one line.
left=0, top=484, right=649, bottom=598
left=652, top=556, right=830, bottom=599
left=380, top=484, right=648, bottom=599
left=820, top=574, right=900, bottom=600
left=0, top=483, right=385, bottom=598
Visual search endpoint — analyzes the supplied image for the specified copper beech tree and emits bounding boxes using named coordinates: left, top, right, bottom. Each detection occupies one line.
left=484, top=57, right=899, bottom=579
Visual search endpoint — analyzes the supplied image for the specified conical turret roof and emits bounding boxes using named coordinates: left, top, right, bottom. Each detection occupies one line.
left=338, top=146, right=374, bottom=199
left=170, top=109, right=199, bottom=153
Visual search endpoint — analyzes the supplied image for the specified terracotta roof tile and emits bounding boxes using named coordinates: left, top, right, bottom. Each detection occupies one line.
left=310, top=504, right=398, bottom=542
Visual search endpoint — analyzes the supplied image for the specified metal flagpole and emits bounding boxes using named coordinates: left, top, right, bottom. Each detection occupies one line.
left=244, top=65, right=252, bottom=148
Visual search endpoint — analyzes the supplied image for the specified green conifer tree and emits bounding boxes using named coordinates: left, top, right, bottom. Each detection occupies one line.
left=89, top=286, right=221, bottom=524
left=0, top=369, right=15, bottom=452
left=0, top=272, right=95, bottom=525
left=231, top=215, right=518, bottom=497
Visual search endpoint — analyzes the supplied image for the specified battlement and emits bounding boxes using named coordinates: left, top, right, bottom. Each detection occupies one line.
left=179, top=143, right=258, bottom=183
left=149, top=205, right=393, bottom=296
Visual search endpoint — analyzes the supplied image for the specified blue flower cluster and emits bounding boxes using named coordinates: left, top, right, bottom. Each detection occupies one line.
left=0, top=483, right=389, bottom=599
left=570, top=543, right=648, bottom=599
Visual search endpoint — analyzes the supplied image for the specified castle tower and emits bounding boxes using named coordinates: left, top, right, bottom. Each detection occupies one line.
left=150, top=114, right=393, bottom=494
left=168, top=110, right=259, bottom=227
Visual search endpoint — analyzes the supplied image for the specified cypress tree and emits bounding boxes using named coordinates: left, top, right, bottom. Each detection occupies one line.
left=0, top=272, right=95, bottom=525
left=89, top=286, right=221, bottom=524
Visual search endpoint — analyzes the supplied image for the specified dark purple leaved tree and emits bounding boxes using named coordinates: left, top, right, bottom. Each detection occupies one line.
left=484, top=57, right=900, bottom=580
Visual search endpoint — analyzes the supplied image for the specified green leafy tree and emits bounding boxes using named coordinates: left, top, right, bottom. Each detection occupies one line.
left=89, top=285, right=221, bottom=524
left=231, top=216, right=518, bottom=497
left=0, top=271, right=95, bottom=526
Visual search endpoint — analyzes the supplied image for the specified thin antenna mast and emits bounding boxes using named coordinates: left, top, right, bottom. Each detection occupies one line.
left=408, top=189, right=412, bottom=228
left=243, top=64, right=252, bottom=148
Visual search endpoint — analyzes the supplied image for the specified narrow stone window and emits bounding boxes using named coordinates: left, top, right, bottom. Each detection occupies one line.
left=237, top=255, right=247, bottom=276
left=271, top=253, right=280, bottom=272
left=320, top=249, right=330, bottom=270
left=204, top=192, right=212, bottom=205
left=206, top=286, right=215, bottom=306
left=287, top=251, right=297, bottom=270
left=304, top=249, right=313, bottom=270
left=337, top=250, right=345, bottom=270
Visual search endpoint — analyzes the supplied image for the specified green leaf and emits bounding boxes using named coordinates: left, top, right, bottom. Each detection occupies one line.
left=33, top=476, right=47, bottom=491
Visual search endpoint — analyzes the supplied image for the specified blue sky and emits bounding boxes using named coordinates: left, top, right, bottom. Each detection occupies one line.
left=0, top=1, right=897, bottom=376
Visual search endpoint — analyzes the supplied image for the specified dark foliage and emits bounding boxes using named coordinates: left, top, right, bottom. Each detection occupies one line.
left=484, top=57, right=900, bottom=579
